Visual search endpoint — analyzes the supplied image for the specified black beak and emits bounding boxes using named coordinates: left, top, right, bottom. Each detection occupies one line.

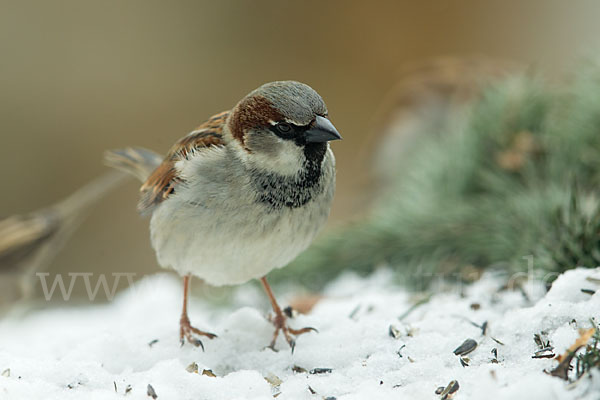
left=304, top=116, right=342, bottom=143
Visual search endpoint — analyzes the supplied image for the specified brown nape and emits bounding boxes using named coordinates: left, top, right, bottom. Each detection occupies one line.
left=229, top=96, right=284, bottom=146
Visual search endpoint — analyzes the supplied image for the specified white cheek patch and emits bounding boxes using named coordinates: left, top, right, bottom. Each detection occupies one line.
left=251, top=139, right=305, bottom=176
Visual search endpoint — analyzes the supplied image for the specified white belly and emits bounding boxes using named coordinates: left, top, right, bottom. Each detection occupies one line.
left=148, top=196, right=330, bottom=286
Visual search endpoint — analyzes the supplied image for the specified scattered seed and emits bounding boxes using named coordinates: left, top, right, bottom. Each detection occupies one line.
left=407, top=356, right=415, bottom=363
left=453, top=339, right=477, bottom=356
left=534, top=332, right=551, bottom=349
left=491, top=348, right=498, bottom=363
left=1, top=368, right=10, bottom=378
left=585, top=277, right=600, bottom=284
left=440, top=380, right=459, bottom=399
left=348, top=304, right=361, bottom=319
left=581, top=288, right=596, bottom=295
left=308, top=386, right=316, bottom=395
left=324, top=397, right=336, bottom=400
left=397, top=344, right=406, bottom=358
left=470, top=303, right=481, bottom=310
left=114, top=381, right=117, bottom=392
left=458, top=316, right=488, bottom=334
left=186, top=362, right=199, bottom=373
left=491, top=336, right=505, bottom=345
left=435, top=380, right=459, bottom=399
left=292, top=365, right=307, bottom=374
left=389, top=325, right=401, bottom=339
left=265, top=374, right=282, bottom=387
left=148, top=339, right=159, bottom=347
left=125, top=384, right=132, bottom=394
left=467, top=319, right=482, bottom=329
left=310, top=368, right=332, bottom=374
left=480, top=321, right=488, bottom=335
left=448, top=380, right=460, bottom=394
left=202, top=369, right=216, bottom=378
left=459, top=357, right=470, bottom=367
left=533, top=346, right=555, bottom=359
left=147, top=384, right=158, bottom=399
left=532, top=352, right=556, bottom=359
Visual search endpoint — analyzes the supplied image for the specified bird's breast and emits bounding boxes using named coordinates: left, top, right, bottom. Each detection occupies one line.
left=147, top=148, right=335, bottom=285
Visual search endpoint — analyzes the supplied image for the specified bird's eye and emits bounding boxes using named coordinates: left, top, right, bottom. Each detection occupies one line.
left=276, top=123, right=293, bottom=134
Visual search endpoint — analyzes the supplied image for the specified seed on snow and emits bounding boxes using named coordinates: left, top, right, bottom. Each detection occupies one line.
left=453, top=339, right=477, bottom=356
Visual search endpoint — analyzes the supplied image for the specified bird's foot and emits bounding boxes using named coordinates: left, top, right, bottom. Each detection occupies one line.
left=179, top=314, right=217, bottom=350
left=267, top=309, right=317, bottom=353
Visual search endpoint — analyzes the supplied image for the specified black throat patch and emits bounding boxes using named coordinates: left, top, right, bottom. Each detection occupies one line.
left=253, top=142, right=327, bottom=209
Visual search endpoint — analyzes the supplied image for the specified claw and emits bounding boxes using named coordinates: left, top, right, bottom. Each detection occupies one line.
left=194, top=339, right=205, bottom=351
left=289, top=326, right=319, bottom=335
left=260, top=277, right=317, bottom=352
left=267, top=320, right=316, bottom=352
left=179, top=315, right=217, bottom=349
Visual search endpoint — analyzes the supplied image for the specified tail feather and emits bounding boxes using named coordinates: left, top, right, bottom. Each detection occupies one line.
left=104, top=147, right=163, bottom=183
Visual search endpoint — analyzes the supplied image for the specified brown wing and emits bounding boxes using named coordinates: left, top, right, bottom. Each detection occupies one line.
left=138, top=111, right=229, bottom=214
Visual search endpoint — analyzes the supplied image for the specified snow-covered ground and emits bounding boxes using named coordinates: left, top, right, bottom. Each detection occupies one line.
left=1, top=267, right=599, bottom=400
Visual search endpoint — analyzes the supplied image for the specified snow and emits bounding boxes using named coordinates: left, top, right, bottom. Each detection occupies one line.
left=1, top=267, right=600, bottom=399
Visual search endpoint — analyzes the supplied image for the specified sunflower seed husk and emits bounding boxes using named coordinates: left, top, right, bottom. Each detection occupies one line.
left=202, top=369, right=216, bottom=377
left=309, top=368, right=332, bottom=374
left=389, top=325, right=401, bottom=339
left=147, top=384, right=158, bottom=399
left=265, top=374, right=282, bottom=387
left=292, top=365, right=307, bottom=373
left=453, top=339, right=477, bottom=356
left=186, top=362, right=198, bottom=373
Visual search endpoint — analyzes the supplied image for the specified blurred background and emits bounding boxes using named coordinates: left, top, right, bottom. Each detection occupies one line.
left=2, top=0, right=600, bottom=300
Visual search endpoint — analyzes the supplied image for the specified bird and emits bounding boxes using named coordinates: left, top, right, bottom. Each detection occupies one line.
left=0, top=171, right=128, bottom=310
left=105, top=81, right=341, bottom=351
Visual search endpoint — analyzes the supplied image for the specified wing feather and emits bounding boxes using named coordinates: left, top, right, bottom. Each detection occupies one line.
left=138, top=111, right=229, bottom=214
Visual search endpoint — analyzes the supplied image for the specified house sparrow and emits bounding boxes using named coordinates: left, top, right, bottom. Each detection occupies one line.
left=105, top=81, right=341, bottom=350
left=0, top=171, right=127, bottom=309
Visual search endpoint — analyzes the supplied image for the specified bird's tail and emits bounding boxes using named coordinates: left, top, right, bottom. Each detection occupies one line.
left=104, top=147, right=163, bottom=183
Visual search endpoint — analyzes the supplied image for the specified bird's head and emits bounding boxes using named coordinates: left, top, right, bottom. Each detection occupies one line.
left=227, top=81, right=341, bottom=175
